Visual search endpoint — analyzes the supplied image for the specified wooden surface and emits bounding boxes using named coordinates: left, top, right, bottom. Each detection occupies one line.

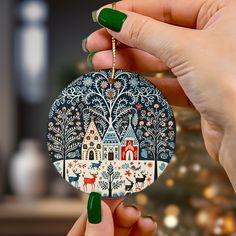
left=0, top=196, right=86, bottom=236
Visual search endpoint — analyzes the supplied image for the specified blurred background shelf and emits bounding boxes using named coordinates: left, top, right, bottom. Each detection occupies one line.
left=0, top=196, right=85, bottom=236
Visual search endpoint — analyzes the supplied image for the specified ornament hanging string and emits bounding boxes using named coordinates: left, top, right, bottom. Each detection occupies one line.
left=110, top=2, right=117, bottom=83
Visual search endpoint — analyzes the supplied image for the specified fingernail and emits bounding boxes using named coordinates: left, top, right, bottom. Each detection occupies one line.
left=123, top=204, right=139, bottom=211
left=98, top=8, right=127, bottom=32
left=87, top=52, right=96, bottom=69
left=92, top=10, right=97, bottom=22
left=144, top=216, right=156, bottom=222
left=82, top=38, right=88, bottom=52
left=87, top=192, right=101, bottom=224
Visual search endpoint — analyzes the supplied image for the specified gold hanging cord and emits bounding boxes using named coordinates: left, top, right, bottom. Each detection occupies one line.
left=110, top=2, right=117, bottom=82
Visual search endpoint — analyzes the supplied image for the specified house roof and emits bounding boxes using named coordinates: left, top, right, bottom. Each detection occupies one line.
left=103, top=125, right=120, bottom=144
left=84, top=116, right=102, bottom=141
left=121, top=122, right=139, bottom=145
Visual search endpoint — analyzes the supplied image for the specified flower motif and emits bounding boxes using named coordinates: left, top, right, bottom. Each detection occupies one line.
left=68, top=162, right=73, bottom=168
left=83, top=77, right=93, bottom=87
left=114, top=81, right=122, bottom=89
left=130, top=79, right=139, bottom=87
left=125, top=170, right=131, bottom=177
left=101, top=80, right=108, bottom=89
left=147, top=162, right=153, bottom=168
left=106, top=88, right=116, bottom=98
left=139, top=121, right=144, bottom=126
left=161, top=121, right=166, bottom=127
left=154, top=103, right=159, bottom=108
left=136, top=103, right=143, bottom=110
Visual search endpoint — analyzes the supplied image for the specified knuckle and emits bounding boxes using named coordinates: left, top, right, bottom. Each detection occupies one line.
left=128, top=18, right=149, bottom=47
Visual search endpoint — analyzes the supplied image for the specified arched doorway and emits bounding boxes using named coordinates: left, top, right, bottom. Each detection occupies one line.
left=89, top=150, right=94, bottom=160
left=126, top=150, right=133, bottom=160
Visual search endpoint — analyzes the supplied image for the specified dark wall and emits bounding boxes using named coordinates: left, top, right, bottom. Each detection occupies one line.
left=48, top=0, right=111, bottom=83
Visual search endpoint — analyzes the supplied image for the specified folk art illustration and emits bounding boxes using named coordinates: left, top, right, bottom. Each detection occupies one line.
left=47, top=69, right=176, bottom=198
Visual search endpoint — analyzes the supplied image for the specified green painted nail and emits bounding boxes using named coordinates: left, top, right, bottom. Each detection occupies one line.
left=87, top=52, right=96, bottom=68
left=98, top=8, right=127, bottom=32
left=87, top=192, right=101, bottom=224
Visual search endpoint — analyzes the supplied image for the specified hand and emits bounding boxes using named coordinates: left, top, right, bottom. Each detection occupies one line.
left=68, top=193, right=157, bottom=236
left=84, top=0, right=236, bottom=191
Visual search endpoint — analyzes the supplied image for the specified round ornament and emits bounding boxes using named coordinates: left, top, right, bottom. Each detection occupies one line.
left=47, top=69, right=176, bottom=198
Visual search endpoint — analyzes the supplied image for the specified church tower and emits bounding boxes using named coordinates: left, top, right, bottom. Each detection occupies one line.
left=102, top=117, right=120, bottom=160
left=81, top=116, right=103, bottom=160
left=121, top=115, right=139, bottom=161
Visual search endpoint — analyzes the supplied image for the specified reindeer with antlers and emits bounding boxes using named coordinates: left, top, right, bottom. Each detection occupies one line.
left=125, top=177, right=134, bottom=192
left=83, top=170, right=98, bottom=192
left=67, top=168, right=82, bottom=189
left=134, top=170, right=148, bottom=188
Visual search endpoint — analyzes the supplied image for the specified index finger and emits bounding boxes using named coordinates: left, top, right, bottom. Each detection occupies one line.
left=97, top=0, right=206, bottom=28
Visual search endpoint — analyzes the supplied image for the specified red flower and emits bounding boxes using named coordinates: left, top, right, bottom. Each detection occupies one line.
left=68, top=162, right=73, bottom=168
left=125, top=170, right=131, bottom=177
left=147, top=162, right=153, bottom=168
left=136, top=103, right=143, bottom=110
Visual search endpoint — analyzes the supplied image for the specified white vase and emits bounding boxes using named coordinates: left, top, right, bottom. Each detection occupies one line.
left=10, top=140, right=48, bottom=200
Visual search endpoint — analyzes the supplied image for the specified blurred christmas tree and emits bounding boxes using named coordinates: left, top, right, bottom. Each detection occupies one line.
left=127, top=107, right=236, bottom=236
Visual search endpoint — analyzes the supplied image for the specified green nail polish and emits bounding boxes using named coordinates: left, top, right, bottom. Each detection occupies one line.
left=98, top=8, right=127, bottom=32
left=87, top=192, right=101, bottom=224
left=82, top=38, right=88, bottom=52
left=87, top=52, right=96, bottom=68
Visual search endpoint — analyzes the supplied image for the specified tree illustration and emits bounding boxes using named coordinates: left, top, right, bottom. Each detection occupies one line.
left=47, top=106, right=84, bottom=178
left=99, top=163, right=124, bottom=197
left=137, top=103, right=175, bottom=180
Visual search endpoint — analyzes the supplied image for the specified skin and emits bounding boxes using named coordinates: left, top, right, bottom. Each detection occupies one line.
left=68, top=199, right=157, bottom=236
left=70, top=0, right=236, bottom=235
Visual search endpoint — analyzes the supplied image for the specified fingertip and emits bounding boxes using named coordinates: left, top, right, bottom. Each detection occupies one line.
left=141, top=217, right=158, bottom=232
left=129, top=216, right=157, bottom=235
left=114, top=203, right=141, bottom=227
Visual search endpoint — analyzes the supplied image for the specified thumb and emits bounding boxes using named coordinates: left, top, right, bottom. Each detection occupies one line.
left=85, top=192, right=114, bottom=236
left=95, top=7, right=193, bottom=67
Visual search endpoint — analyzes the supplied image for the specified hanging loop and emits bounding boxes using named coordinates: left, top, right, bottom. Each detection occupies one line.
left=110, top=2, right=117, bottom=83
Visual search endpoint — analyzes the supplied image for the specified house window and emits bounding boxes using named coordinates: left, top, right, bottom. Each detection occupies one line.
left=94, top=136, right=98, bottom=140
left=97, top=144, right=101, bottom=149
left=89, top=151, right=94, bottom=160
left=90, top=142, right=94, bottom=146
left=90, top=130, right=94, bottom=134
left=108, top=152, right=114, bottom=160
left=83, top=144, right=87, bottom=149
left=86, top=136, right=90, bottom=140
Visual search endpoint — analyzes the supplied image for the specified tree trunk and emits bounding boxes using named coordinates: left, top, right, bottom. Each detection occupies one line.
left=63, top=157, right=66, bottom=179
left=108, top=175, right=112, bottom=197
left=154, top=139, right=158, bottom=180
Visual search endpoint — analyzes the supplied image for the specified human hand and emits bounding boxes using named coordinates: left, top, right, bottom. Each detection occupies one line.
left=83, top=0, right=236, bottom=191
left=68, top=193, right=157, bottom=236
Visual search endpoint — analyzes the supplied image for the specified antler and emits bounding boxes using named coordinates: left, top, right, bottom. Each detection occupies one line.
left=90, top=170, right=98, bottom=175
